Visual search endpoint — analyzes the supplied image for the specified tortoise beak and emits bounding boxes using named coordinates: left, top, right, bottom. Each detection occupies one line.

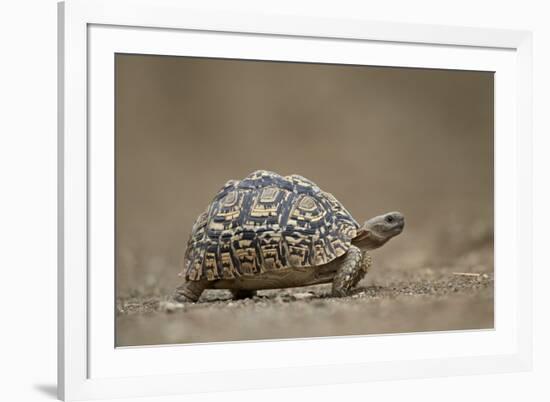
left=395, top=214, right=405, bottom=233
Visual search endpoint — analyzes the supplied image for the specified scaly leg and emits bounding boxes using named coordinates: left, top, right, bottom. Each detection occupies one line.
left=174, top=279, right=208, bottom=302
left=332, top=246, right=370, bottom=297
left=355, top=250, right=373, bottom=286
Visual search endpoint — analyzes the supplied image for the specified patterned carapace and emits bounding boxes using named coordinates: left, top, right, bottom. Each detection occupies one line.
left=184, top=170, right=359, bottom=281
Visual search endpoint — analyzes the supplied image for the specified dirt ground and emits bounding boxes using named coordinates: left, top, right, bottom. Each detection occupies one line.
left=116, top=244, right=493, bottom=346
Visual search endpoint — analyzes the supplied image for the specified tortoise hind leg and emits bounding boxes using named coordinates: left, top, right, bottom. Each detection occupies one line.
left=174, top=279, right=208, bottom=302
left=230, top=289, right=257, bottom=300
left=331, top=246, right=370, bottom=297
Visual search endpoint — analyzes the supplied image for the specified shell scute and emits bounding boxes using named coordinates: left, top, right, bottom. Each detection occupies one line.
left=184, top=171, right=359, bottom=281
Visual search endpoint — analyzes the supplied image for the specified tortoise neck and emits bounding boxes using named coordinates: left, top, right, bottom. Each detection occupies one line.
left=351, top=231, right=388, bottom=251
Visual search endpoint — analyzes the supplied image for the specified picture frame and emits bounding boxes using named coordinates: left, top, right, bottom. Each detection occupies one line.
left=58, top=0, right=533, bottom=400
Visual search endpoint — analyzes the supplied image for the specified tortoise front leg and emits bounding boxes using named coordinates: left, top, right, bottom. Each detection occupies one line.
left=331, top=246, right=372, bottom=297
left=174, top=279, right=208, bottom=302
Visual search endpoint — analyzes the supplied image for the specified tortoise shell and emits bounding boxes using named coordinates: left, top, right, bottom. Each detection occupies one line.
left=184, top=170, right=359, bottom=281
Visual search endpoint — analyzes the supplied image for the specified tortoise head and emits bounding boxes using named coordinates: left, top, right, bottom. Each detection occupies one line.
left=352, top=211, right=405, bottom=250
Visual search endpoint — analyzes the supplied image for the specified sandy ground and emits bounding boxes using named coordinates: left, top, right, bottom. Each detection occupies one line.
left=116, top=247, right=493, bottom=346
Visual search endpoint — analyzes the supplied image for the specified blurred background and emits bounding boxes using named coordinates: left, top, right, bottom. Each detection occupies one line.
left=115, top=54, right=493, bottom=297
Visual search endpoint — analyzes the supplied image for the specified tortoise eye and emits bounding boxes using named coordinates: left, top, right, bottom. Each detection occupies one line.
left=385, top=215, right=394, bottom=223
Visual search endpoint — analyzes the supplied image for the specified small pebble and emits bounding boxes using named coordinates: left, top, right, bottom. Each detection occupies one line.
left=159, top=301, right=185, bottom=313
left=292, top=292, right=315, bottom=301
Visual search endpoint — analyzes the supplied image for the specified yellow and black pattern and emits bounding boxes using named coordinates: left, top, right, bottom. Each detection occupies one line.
left=184, top=170, right=359, bottom=281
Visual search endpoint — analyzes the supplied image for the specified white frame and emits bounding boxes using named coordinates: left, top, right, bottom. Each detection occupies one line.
left=58, top=0, right=533, bottom=400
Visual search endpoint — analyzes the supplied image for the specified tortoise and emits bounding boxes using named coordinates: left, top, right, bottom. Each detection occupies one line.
left=174, top=170, right=404, bottom=302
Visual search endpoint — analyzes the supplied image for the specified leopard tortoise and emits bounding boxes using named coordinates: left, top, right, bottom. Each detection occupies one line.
left=174, top=170, right=404, bottom=302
